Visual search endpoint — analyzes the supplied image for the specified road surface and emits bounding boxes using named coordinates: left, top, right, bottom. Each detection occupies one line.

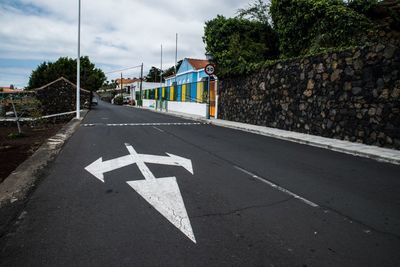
left=1, top=100, right=399, bottom=266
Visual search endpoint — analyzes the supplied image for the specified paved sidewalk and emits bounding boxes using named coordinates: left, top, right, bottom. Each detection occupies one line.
left=128, top=106, right=400, bottom=165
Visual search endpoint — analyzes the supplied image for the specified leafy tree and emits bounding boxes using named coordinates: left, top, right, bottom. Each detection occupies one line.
left=345, top=0, right=380, bottom=14
left=270, top=0, right=374, bottom=57
left=100, top=80, right=117, bottom=90
left=161, top=60, right=183, bottom=80
left=236, top=0, right=271, bottom=25
left=27, top=56, right=106, bottom=92
left=145, top=66, right=164, bottom=82
left=203, top=15, right=278, bottom=76
left=113, top=95, right=123, bottom=105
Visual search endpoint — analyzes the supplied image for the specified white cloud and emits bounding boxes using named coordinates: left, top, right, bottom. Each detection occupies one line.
left=0, top=67, right=32, bottom=88
left=0, top=0, right=248, bottom=86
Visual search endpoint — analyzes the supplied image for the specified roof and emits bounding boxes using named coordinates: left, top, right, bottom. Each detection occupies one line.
left=164, top=74, right=175, bottom=79
left=34, top=77, right=90, bottom=93
left=116, top=78, right=142, bottom=84
left=0, top=88, right=25, bottom=94
left=187, top=58, right=210, bottom=70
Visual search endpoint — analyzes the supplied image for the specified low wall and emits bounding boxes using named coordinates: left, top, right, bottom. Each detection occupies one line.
left=142, top=99, right=208, bottom=117
left=167, top=101, right=207, bottom=117
left=142, top=99, right=156, bottom=109
left=35, top=77, right=91, bottom=116
left=219, top=39, right=400, bottom=149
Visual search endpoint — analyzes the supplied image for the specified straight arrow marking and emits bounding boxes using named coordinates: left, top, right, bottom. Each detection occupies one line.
left=124, top=143, right=196, bottom=243
left=85, top=144, right=196, bottom=243
left=127, top=177, right=196, bottom=243
left=125, top=144, right=156, bottom=180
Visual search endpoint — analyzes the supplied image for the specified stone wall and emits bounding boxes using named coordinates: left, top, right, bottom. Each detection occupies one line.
left=218, top=37, right=400, bottom=149
left=35, top=77, right=91, bottom=116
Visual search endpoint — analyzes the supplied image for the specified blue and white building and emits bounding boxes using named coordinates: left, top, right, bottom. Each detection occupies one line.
left=165, top=58, right=213, bottom=86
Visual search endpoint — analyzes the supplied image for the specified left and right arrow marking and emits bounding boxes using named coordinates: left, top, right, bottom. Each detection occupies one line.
left=85, top=148, right=193, bottom=183
left=85, top=144, right=196, bottom=243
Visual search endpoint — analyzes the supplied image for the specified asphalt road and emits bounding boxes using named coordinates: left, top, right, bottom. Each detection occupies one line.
left=1, top=100, right=400, bottom=266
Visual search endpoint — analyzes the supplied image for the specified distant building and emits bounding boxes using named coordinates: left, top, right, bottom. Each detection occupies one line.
left=0, top=86, right=25, bottom=96
left=115, top=78, right=140, bottom=91
left=165, top=58, right=215, bottom=86
left=129, top=80, right=163, bottom=100
left=0, top=87, right=19, bottom=93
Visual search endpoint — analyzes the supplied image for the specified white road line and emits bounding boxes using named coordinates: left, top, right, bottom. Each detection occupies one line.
left=233, top=165, right=319, bottom=208
left=82, top=122, right=204, bottom=127
left=152, top=126, right=165, bottom=132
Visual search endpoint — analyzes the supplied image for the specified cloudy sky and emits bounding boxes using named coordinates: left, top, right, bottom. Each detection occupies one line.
left=0, top=0, right=247, bottom=88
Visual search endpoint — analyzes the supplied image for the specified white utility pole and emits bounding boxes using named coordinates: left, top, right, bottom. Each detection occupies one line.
left=140, top=63, right=143, bottom=106
left=160, top=44, right=163, bottom=94
left=76, top=0, right=81, bottom=119
left=174, top=33, right=178, bottom=84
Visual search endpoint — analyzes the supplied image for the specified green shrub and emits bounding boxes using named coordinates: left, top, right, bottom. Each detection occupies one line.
left=27, top=56, right=106, bottom=91
left=346, top=0, right=380, bottom=14
left=270, top=0, right=375, bottom=57
left=203, top=15, right=279, bottom=76
left=113, top=95, right=123, bottom=105
left=8, top=132, right=26, bottom=139
left=15, top=97, right=42, bottom=118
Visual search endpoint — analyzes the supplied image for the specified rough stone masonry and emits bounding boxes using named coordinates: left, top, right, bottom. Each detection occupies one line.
left=219, top=32, right=400, bottom=149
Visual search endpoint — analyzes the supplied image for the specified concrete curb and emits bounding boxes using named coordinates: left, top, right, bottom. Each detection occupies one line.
left=132, top=106, right=400, bottom=165
left=0, top=110, right=88, bottom=208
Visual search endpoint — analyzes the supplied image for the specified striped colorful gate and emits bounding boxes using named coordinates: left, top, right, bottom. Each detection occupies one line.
left=209, top=81, right=216, bottom=117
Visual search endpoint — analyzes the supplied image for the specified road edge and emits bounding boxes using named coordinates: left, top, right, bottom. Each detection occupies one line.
left=0, top=111, right=88, bottom=235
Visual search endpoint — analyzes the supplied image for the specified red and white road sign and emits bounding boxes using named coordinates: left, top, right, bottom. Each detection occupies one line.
left=204, top=64, right=215, bottom=76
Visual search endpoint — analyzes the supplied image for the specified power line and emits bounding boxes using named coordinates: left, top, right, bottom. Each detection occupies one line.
left=105, top=65, right=143, bottom=74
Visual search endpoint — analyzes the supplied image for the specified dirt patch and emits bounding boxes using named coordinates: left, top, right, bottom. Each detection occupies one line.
left=0, top=123, right=65, bottom=183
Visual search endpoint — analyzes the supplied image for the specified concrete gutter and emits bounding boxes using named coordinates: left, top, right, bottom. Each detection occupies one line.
left=0, top=110, right=88, bottom=235
left=132, top=106, right=400, bottom=165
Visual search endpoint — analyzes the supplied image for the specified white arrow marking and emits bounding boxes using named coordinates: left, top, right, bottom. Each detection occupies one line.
left=125, top=144, right=156, bottom=180
left=84, top=155, right=133, bottom=182
left=141, top=153, right=193, bottom=174
left=84, top=144, right=196, bottom=243
left=84, top=147, right=193, bottom=182
left=124, top=143, right=196, bottom=243
left=127, top=177, right=196, bottom=243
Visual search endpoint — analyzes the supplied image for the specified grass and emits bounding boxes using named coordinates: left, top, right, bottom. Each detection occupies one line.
left=7, top=132, right=26, bottom=139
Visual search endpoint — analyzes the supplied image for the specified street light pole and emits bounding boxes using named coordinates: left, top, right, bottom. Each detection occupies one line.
left=140, top=63, right=143, bottom=106
left=120, top=72, right=123, bottom=97
left=160, top=44, right=163, bottom=87
left=174, top=33, right=178, bottom=84
left=76, top=0, right=81, bottom=119
left=160, top=44, right=163, bottom=101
